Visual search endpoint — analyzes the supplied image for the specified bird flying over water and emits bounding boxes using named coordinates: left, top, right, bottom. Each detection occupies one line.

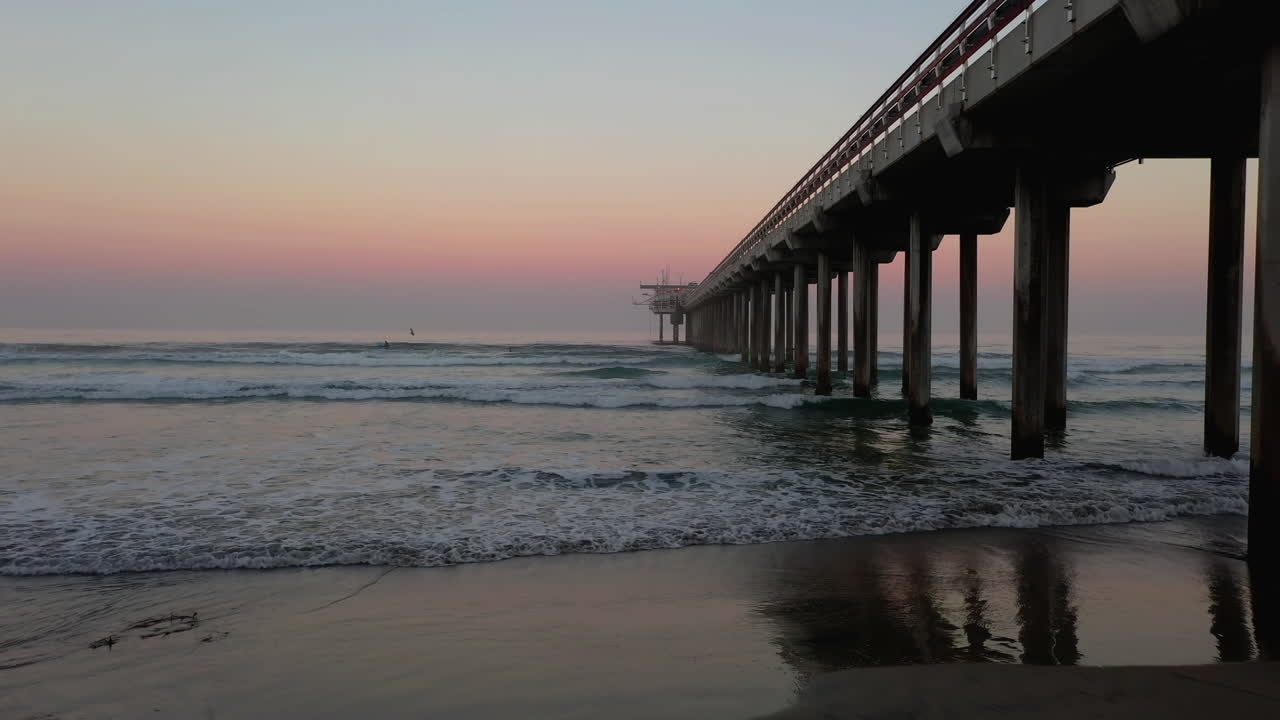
left=410, top=328, right=415, bottom=336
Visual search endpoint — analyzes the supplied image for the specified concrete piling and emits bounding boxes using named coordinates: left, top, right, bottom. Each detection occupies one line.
left=902, top=251, right=911, bottom=397
left=1205, top=157, right=1246, bottom=458
left=739, top=292, right=749, bottom=365
left=853, top=243, right=871, bottom=397
left=960, top=233, right=978, bottom=400
left=774, top=272, right=787, bottom=372
left=907, top=213, right=933, bottom=425
left=1012, top=164, right=1056, bottom=460
left=794, top=263, right=809, bottom=380
left=1045, top=202, right=1071, bottom=430
left=778, top=284, right=788, bottom=363
left=837, top=270, right=849, bottom=373
left=1251, top=41, right=1280, bottom=564
left=756, top=280, right=771, bottom=370
left=816, top=252, right=833, bottom=395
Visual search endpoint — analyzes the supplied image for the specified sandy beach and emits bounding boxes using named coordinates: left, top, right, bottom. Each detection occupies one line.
left=2, top=515, right=1274, bottom=719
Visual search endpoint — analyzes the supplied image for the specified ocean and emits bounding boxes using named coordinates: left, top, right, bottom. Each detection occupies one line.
left=0, top=330, right=1251, bottom=576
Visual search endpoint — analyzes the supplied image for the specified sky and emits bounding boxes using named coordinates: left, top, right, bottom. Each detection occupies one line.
left=0, top=0, right=1260, bottom=336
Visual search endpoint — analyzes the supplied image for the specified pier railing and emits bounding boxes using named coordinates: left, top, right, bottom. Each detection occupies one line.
left=689, top=0, right=1038, bottom=304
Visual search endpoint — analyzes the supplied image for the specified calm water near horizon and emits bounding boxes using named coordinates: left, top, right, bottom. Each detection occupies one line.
left=0, top=329, right=1252, bottom=576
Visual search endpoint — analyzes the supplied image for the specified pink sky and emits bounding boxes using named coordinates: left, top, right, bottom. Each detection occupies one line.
left=0, top=1, right=1260, bottom=335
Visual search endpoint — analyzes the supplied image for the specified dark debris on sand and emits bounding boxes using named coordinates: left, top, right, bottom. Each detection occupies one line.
left=89, top=611, right=206, bottom=649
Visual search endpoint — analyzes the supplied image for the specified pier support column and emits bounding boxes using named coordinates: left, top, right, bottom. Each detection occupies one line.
left=1251, top=41, right=1280, bottom=562
left=794, top=263, right=809, bottom=380
left=1012, top=164, right=1062, bottom=460
left=960, top=233, right=978, bottom=400
left=853, top=243, right=871, bottom=397
left=784, top=285, right=793, bottom=367
left=907, top=213, right=933, bottom=425
left=1205, top=157, right=1246, bottom=458
left=1045, top=204, right=1071, bottom=430
left=902, top=251, right=912, bottom=397
left=868, top=257, right=879, bottom=387
left=752, top=279, right=762, bottom=368
left=774, top=273, right=787, bottom=373
left=739, top=292, right=749, bottom=364
left=672, top=317, right=681, bottom=345
left=659, top=314, right=665, bottom=344
left=816, top=252, right=833, bottom=395
left=837, top=270, right=849, bottom=373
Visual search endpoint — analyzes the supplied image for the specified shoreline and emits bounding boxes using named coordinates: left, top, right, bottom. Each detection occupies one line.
left=2, top=516, right=1273, bottom=719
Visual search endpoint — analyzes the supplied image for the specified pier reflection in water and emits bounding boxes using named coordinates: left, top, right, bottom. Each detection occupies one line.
left=752, top=519, right=1271, bottom=682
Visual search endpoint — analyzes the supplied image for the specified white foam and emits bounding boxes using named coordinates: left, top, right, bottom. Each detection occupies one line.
left=0, top=373, right=821, bottom=409
left=0, top=461, right=1248, bottom=576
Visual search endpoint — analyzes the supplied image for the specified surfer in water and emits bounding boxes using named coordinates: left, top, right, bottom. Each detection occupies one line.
left=383, top=340, right=391, bottom=349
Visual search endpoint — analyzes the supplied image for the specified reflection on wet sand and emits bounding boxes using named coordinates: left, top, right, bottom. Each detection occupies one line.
left=1207, top=560, right=1253, bottom=662
left=756, top=539, right=1037, bottom=677
left=1014, top=541, right=1079, bottom=665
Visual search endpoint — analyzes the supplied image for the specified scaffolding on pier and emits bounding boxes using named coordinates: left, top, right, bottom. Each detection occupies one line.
left=633, top=268, right=697, bottom=342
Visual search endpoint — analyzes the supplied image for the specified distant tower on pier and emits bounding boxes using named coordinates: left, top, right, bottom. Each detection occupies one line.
left=634, top=268, right=697, bottom=344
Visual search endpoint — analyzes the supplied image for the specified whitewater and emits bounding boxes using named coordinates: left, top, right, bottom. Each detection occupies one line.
left=0, top=333, right=1252, bottom=575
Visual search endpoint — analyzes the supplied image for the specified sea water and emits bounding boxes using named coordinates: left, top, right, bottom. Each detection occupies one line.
left=0, top=330, right=1250, bottom=575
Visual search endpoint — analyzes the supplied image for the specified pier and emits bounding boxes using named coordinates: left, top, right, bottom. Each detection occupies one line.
left=679, top=1, right=1278, bottom=561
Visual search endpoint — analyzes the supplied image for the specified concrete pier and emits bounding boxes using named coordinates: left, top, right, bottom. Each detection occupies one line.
left=774, top=272, right=787, bottom=372
left=739, top=292, right=749, bottom=365
left=794, top=263, right=809, bottom=380
left=837, top=270, right=849, bottom=373
left=960, top=233, right=978, bottom=400
left=816, top=252, right=833, bottom=395
left=907, top=213, right=933, bottom=425
left=658, top=314, right=665, bottom=344
left=1045, top=203, right=1071, bottom=430
left=1012, top=164, right=1055, bottom=460
left=1204, top=157, right=1246, bottom=458
left=1252, top=41, right=1280, bottom=564
left=671, top=317, right=681, bottom=345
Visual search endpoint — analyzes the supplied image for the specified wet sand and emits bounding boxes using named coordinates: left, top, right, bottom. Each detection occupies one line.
left=2, top=516, right=1276, bottom=719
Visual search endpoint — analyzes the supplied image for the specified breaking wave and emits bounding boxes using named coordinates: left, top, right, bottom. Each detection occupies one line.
left=0, top=463, right=1247, bottom=576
